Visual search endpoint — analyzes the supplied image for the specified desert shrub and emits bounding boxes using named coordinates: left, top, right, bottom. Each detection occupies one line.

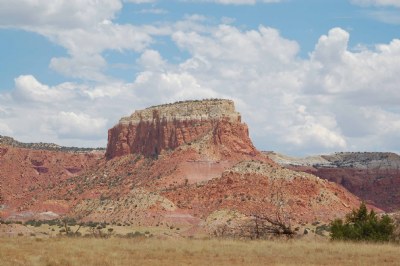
left=315, top=224, right=330, bottom=236
left=25, top=220, right=43, bottom=227
left=86, top=221, right=99, bottom=228
left=46, top=219, right=59, bottom=226
left=66, top=218, right=77, bottom=226
left=330, top=202, right=395, bottom=242
left=70, top=231, right=82, bottom=237
left=25, top=220, right=34, bottom=226
left=126, top=231, right=144, bottom=238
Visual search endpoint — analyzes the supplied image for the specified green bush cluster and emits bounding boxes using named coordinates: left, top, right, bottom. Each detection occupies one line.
left=24, top=219, right=71, bottom=227
left=330, top=202, right=395, bottom=242
left=25, top=220, right=45, bottom=227
left=125, top=231, right=144, bottom=238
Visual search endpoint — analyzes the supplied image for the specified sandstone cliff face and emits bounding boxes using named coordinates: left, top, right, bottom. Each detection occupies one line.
left=105, top=99, right=254, bottom=159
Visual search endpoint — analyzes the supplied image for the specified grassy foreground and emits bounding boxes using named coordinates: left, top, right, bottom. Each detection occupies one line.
left=0, top=237, right=399, bottom=266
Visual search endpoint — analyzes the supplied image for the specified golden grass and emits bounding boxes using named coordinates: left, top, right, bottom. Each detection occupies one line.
left=27, top=224, right=182, bottom=238
left=0, top=237, right=399, bottom=266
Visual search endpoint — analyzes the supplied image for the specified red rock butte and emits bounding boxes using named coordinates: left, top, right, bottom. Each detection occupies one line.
left=106, top=99, right=251, bottom=159
left=0, top=99, right=370, bottom=231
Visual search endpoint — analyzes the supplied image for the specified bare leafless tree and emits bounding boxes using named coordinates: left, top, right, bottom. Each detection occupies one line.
left=214, top=178, right=295, bottom=239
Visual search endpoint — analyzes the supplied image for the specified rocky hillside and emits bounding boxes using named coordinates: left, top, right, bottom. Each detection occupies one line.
left=71, top=100, right=365, bottom=226
left=266, top=151, right=400, bottom=212
left=0, top=145, right=104, bottom=220
left=1, top=99, right=365, bottom=238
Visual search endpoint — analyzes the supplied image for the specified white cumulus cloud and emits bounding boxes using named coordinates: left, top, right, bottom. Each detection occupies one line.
left=0, top=2, right=399, bottom=155
left=0, top=0, right=122, bottom=29
left=182, top=0, right=281, bottom=4
left=0, top=122, right=13, bottom=136
left=124, top=0, right=156, bottom=3
left=351, top=0, right=400, bottom=7
left=48, top=112, right=107, bottom=139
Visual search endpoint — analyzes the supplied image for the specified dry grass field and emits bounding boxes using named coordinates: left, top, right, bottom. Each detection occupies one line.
left=0, top=237, right=399, bottom=266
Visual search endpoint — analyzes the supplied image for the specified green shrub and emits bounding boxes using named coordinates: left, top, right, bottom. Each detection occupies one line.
left=126, top=231, right=144, bottom=238
left=315, top=224, right=330, bottom=236
left=330, top=202, right=395, bottom=242
left=46, top=219, right=59, bottom=226
left=86, top=221, right=98, bottom=228
left=25, top=220, right=43, bottom=227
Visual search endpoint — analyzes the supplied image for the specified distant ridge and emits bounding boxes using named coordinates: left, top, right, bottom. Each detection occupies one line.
left=266, top=151, right=400, bottom=212
left=265, top=151, right=400, bottom=169
left=0, top=135, right=105, bottom=153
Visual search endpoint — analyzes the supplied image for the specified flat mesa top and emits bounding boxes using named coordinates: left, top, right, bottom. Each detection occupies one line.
left=119, top=99, right=241, bottom=124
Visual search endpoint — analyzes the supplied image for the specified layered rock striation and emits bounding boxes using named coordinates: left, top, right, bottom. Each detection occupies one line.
left=1, top=100, right=367, bottom=233
left=106, top=99, right=255, bottom=159
left=266, top=151, right=400, bottom=211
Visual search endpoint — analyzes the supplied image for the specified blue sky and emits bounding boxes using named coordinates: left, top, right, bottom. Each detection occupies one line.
left=0, top=0, right=400, bottom=156
left=1, top=0, right=399, bottom=88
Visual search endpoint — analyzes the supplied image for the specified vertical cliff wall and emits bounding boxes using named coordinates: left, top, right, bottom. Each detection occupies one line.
left=105, top=99, right=256, bottom=159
